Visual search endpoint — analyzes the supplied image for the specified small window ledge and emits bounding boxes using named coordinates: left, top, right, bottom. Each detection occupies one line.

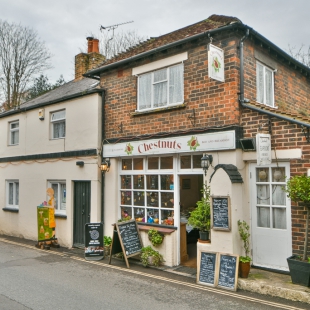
left=131, top=103, right=187, bottom=117
left=2, top=207, right=19, bottom=213
left=55, top=214, right=67, bottom=219
left=138, top=223, right=176, bottom=235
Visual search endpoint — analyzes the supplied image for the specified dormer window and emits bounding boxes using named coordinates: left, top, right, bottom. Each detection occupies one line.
left=137, top=63, right=184, bottom=111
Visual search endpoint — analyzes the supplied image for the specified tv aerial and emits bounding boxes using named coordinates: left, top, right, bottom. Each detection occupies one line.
left=100, top=21, right=134, bottom=36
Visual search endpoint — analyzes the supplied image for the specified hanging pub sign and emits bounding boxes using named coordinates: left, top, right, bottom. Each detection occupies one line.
left=85, top=223, right=104, bottom=261
left=208, top=44, right=225, bottom=82
left=256, top=133, right=271, bottom=166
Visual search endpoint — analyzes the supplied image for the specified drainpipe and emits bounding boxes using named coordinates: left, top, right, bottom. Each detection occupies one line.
left=239, top=28, right=249, bottom=105
left=100, top=89, right=106, bottom=224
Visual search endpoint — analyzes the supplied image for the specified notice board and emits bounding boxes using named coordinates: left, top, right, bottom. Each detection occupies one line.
left=84, top=223, right=104, bottom=261
left=109, top=220, right=143, bottom=268
left=217, top=253, right=239, bottom=291
left=211, top=196, right=231, bottom=231
left=197, top=251, right=218, bottom=287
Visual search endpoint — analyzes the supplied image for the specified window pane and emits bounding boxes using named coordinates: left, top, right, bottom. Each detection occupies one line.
left=272, top=167, right=285, bottom=182
left=160, top=175, right=173, bottom=190
left=257, top=63, right=264, bottom=103
left=10, top=122, right=19, bottom=129
left=15, top=182, right=19, bottom=205
left=121, top=191, right=131, bottom=205
left=265, top=69, right=273, bottom=106
left=256, top=168, right=269, bottom=182
left=121, top=175, right=132, bottom=189
left=121, top=207, right=132, bottom=219
left=138, top=73, right=152, bottom=110
left=161, top=210, right=174, bottom=225
left=153, top=81, right=167, bottom=107
left=147, top=175, right=158, bottom=190
left=12, top=131, right=19, bottom=144
left=134, top=191, right=145, bottom=206
left=60, top=184, right=66, bottom=210
left=148, top=157, right=158, bottom=169
left=193, top=155, right=202, bottom=168
left=53, top=121, right=65, bottom=138
left=169, top=64, right=183, bottom=104
left=51, top=184, right=58, bottom=208
left=122, top=159, right=132, bottom=170
left=160, top=156, right=173, bottom=169
left=257, top=184, right=270, bottom=204
left=133, top=175, right=144, bottom=189
left=257, top=207, right=270, bottom=227
left=146, top=208, right=159, bottom=224
left=180, top=155, right=191, bottom=169
left=272, top=185, right=286, bottom=205
left=133, top=158, right=143, bottom=170
left=9, top=183, right=13, bottom=205
left=154, top=68, right=167, bottom=82
left=161, top=192, right=174, bottom=208
left=51, top=110, right=66, bottom=121
left=272, top=208, right=286, bottom=229
left=147, top=192, right=158, bottom=207
left=134, top=207, right=145, bottom=222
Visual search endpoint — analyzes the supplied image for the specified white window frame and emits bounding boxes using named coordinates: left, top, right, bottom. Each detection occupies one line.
left=9, top=121, right=19, bottom=145
left=6, top=180, right=19, bottom=209
left=137, top=63, right=184, bottom=111
left=256, top=61, right=275, bottom=107
left=48, top=181, right=66, bottom=214
left=51, top=110, right=66, bottom=139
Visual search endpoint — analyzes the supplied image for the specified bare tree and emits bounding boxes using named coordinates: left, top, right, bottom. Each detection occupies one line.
left=99, top=29, right=147, bottom=59
left=288, top=44, right=310, bottom=68
left=0, top=20, right=52, bottom=110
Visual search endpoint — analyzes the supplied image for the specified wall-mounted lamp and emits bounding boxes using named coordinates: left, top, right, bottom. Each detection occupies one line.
left=76, top=161, right=84, bottom=167
left=100, top=158, right=111, bottom=172
left=201, top=154, right=213, bottom=176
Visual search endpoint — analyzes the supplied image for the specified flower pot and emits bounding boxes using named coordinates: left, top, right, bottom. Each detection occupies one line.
left=287, top=255, right=310, bottom=287
left=104, top=245, right=111, bottom=257
left=199, top=230, right=209, bottom=241
left=239, top=261, right=251, bottom=278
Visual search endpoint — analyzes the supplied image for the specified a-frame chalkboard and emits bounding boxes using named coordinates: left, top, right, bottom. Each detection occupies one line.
left=109, top=219, right=143, bottom=268
left=197, top=250, right=219, bottom=287
left=218, top=253, right=239, bottom=291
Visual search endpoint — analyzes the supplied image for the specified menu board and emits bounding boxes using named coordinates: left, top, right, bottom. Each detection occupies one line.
left=197, top=251, right=218, bottom=286
left=218, top=254, right=239, bottom=291
left=84, top=223, right=104, bottom=261
left=37, top=206, right=55, bottom=241
left=212, top=197, right=230, bottom=231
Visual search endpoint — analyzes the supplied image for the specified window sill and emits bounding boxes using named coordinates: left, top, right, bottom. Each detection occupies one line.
left=2, top=207, right=19, bottom=213
left=55, top=214, right=67, bottom=219
left=131, top=103, right=187, bottom=116
left=137, top=223, right=177, bottom=234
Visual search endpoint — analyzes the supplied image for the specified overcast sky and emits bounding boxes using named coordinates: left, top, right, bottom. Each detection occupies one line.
left=1, top=0, right=309, bottom=83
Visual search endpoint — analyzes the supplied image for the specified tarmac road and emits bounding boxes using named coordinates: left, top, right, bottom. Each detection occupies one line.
left=0, top=238, right=308, bottom=310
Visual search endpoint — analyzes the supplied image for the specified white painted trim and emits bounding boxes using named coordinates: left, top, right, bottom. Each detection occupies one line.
left=242, top=148, right=302, bottom=161
left=132, top=52, right=188, bottom=75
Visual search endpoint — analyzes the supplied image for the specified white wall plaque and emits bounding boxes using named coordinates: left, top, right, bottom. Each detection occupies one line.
left=256, top=133, right=271, bottom=166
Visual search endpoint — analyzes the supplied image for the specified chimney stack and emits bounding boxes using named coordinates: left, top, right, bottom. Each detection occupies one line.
left=75, top=37, right=105, bottom=81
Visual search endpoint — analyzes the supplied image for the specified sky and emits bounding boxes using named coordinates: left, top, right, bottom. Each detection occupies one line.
left=0, top=0, right=309, bottom=83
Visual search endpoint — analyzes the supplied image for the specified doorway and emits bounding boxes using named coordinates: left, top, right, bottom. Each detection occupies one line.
left=73, top=181, right=91, bottom=248
left=179, top=174, right=203, bottom=268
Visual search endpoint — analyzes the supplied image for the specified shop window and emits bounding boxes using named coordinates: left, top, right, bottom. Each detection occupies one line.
left=120, top=157, right=175, bottom=226
left=9, top=121, right=19, bottom=145
left=51, top=110, right=66, bottom=139
left=48, top=181, right=66, bottom=214
left=180, top=154, right=203, bottom=169
left=137, top=63, right=184, bottom=111
left=256, top=61, right=274, bottom=107
left=6, top=180, right=19, bottom=209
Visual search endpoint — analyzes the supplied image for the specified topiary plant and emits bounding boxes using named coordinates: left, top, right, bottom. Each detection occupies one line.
left=237, top=220, right=251, bottom=263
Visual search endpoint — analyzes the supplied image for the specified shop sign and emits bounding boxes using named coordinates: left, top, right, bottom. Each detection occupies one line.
left=256, top=133, right=271, bottom=166
left=208, top=44, right=225, bottom=82
left=85, top=223, right=104, bottom=261
left=103, top=130, right=235, bottom=157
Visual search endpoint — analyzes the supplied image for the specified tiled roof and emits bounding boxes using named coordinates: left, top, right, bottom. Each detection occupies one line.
left=90, top=14, right=242, bottom=70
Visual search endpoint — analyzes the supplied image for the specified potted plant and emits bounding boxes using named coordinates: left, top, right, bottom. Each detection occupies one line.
left=237, top=220, right=252, bottom=278
left=104, top=236, right=112, bottom=257
left=187, top=184, right=211, bottom=241
left=284, top=175, right=310, bottom=287
left=148, top=229, right=164, bottom=247
left=140, top=245, right=164, bottom=267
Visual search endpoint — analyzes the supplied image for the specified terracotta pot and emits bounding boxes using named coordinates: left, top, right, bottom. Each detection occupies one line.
left=239, top=261, right=251, bottom=278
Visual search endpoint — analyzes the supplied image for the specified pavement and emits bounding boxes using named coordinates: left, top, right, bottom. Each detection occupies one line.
left=1, top=234, right=310, bottom=305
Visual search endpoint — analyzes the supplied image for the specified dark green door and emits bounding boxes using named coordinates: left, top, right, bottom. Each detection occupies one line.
left=73, top=181, right=91, bottom=247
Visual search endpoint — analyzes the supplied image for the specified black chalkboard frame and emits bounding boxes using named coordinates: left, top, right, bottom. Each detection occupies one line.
left=211, top=196, right=231, bottom=231
left=217, top=253, right=239, bottom=291
left=197, top=250, right=219, bottom=287
left=109, top=219, right=143, bottom=268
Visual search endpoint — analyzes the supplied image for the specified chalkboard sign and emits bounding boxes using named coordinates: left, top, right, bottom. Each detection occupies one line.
left=197, top=251, right=218, bottom=287
left=84, top=223, right=104, bottom=261
left=109, top=220, right=143, bottom=268
left=211, top=196, right=231, bottom=231
left=218, top=254, right=239, bottom=291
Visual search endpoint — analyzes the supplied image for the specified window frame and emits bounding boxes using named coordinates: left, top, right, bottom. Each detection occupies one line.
left=137, top=63, right=184, bottom=112
left=256, top=61, right=275, bottom=107
left=9, top=120, right=19, bottom=146
left=50, top=109, right=66, bottom=139
left=47, top=181, right=66, bottom=214
left=6, top=180, right=19, bottom=209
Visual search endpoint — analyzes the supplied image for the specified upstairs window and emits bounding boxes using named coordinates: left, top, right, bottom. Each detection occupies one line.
left=9, top=121, right=19, bottom=145
left=256, top=62, right=274, bottom=107
left=138, top=63, right=183, bottom=111
left=51, top=110, right=66, bottom=139
left=7, top=180, right=19, bottom=209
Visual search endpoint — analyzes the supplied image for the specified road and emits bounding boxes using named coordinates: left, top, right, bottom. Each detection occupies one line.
left=0, top=238, right=308, bottom=310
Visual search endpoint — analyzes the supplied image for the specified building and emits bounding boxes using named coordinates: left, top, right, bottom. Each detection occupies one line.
left=84, top=15, right=310, bottom=270
left=0, top=38, right=105, bottom=248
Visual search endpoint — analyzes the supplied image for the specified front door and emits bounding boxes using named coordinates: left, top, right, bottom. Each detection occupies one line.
left=73, top=181, right=91, bottom=247
left=250, top=163, right=292, bottom=271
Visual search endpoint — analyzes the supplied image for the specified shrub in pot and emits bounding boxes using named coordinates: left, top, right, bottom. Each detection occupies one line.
left=237, top=220, right=251, bottom=278
left=187, top=184, right=211, bottom=241
left=104, top=236, right=112, bottom=257
left=140, top=246, right=164, bottom=267
left=148, top=229, right=164, bottom=247
left=284, top=175, right=310, bottom=286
